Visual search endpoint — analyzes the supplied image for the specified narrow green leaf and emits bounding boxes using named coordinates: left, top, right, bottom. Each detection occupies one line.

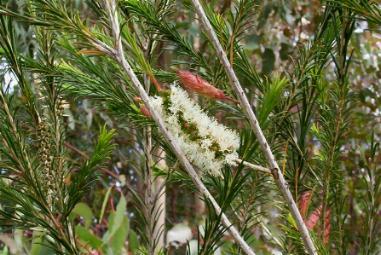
left=99, top=187, right=113, bottom=224
left=258, top=77, right=287, bottom=127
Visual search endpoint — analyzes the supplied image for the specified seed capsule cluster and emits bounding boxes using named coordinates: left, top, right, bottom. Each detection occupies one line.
left=37, top=121, right=54, bottom=203
left=57, top=96, right=69, bottom=117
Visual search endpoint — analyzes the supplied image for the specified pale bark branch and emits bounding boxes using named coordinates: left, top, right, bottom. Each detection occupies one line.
left=101, top=1, right=256, bottom=254
left=236, top=159, right=271, bottom=174
left=190, top=1, right=318, bottom=254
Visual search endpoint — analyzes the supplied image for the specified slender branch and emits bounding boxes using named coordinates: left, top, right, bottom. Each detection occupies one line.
left=101, top=1, right=256, bottom=254
left=64, top=142, right=89, bottom=159
left=260, top=221, right=283, bottom=248
left=83, top=30, right=116, bottom=56
left=236, top=159, right=271, bottom=174
left=190, top=1, right=318, bottom=254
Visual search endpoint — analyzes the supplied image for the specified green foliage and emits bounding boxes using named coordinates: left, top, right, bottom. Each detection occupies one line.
left=0, top=12, right=116, bottom=253
left=0, top=0, right=380, bottom=254
left=121, top=0, right=208, bottom=70
left=257, top=77, right=287, bottom=128
left=329, top=0, right=381, bottom=26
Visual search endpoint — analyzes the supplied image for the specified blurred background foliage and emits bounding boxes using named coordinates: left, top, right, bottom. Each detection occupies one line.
left=0, top=0, right=380, bottom=254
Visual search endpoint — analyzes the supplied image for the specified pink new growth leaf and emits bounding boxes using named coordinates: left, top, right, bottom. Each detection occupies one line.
left=177, top=70, right=234, bottom=101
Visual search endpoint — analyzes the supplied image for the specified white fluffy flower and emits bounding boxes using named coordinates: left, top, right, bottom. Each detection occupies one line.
left=149, top=84, right=240, bottom=177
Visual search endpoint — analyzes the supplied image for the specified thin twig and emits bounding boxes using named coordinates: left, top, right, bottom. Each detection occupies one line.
left=236, top=159, right=271, bottom=174
left=260, top=221, right=283, bottom=248
left=190, top=1, right=318, bottom=254
left=64, top=142, right=89, bottom=159
left=101, top=1, right=256, bottom=254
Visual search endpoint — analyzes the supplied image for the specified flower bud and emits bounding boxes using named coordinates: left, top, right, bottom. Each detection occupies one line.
left=140, top=104, right=151, bottom=117
left=133, top=97, right=151, bottom=117
left=133, top=96, right=142, bottom=103
left=148, top=74, right=163, bottom=92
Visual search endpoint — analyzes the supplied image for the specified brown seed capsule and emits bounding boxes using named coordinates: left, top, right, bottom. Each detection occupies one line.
left=270, top=167, right=279, bottom=180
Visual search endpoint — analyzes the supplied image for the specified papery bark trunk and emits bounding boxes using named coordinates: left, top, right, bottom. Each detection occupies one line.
left=153, top=149, right=167, bottom=254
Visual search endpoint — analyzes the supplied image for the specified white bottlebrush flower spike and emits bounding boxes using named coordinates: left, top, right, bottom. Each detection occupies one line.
left=149, top=84, right=239, bottom=176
